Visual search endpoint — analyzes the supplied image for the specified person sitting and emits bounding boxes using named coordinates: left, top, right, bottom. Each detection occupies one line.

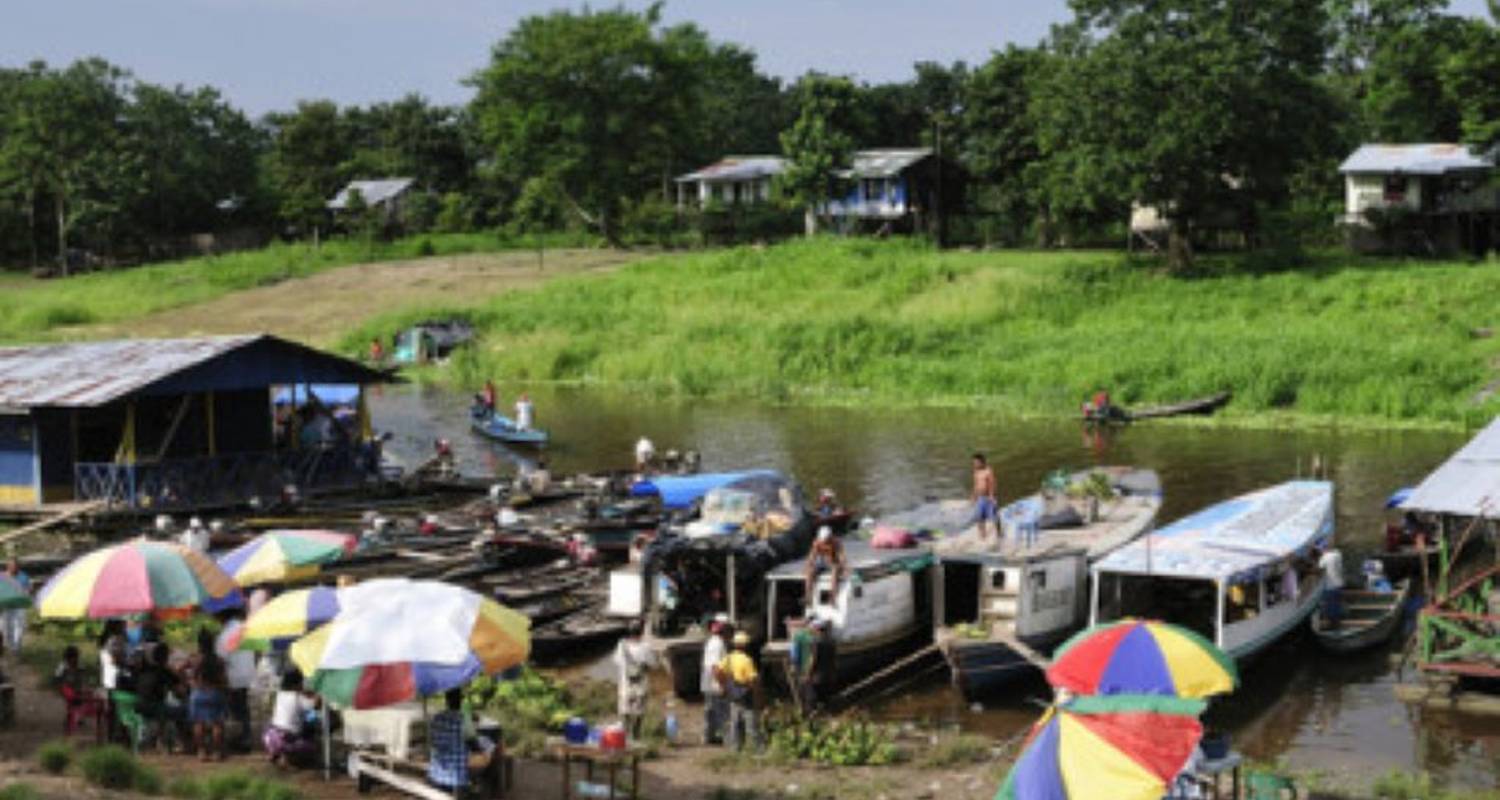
left=427, top=688, right=500, bottom=798
left=514, top=394, right=535, bottom=431
left=635, top=436, right=656, bottom=473
left=803, top=527, right=847, bottom=604
left=264, top=670, right=319, bottom=768
left=1363, top=559, right=1393, bottom=593
left=136, top=643, right=186, bottom=753
left=815, top=489, right=840, bottom=518
left=54, top=645, right=102, bottom=735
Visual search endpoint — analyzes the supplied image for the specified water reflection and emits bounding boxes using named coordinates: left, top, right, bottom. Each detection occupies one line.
left=369, top=383, right=1498, bottom=788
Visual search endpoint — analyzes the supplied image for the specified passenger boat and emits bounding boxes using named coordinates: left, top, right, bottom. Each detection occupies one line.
left=1091, top=480, right=1334, bottom=662
left=1312, top=579, right=1412, bottom=653
left=761, top=541, right=936, bottom=698
left=470, top=408, right=549, bottom=446
left=608, top=470, right=817, bottom=697
left=925, top=467, right=1163, bottom=697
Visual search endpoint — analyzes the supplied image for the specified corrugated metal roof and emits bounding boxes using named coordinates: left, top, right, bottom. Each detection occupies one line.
left=1401, top=417, right=1500, bottom=517
left=327, top=178, right=416, bottom=210
left=675, top=156, right=786, bottom=183
left=1338, top=144, right=1493, bottom=176
left=843, top=148, right=933, bottom=178
left=0, top=335, right=383, bottom=409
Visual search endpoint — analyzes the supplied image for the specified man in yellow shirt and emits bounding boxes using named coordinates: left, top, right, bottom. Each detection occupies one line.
left=716, top=631, right=761, bottom=750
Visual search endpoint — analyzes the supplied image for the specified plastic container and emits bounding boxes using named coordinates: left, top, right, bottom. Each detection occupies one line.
left=563, top=717, right=589, bottom=745
left=600, top=724, right=627, bottom=751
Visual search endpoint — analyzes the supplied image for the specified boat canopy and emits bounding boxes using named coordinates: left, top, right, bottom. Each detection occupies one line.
left=1093, top=481, right=1333, bottom=584
left=631, top=469, right=786, bottom=511
left=1401, top=416, right=1500, bottom=518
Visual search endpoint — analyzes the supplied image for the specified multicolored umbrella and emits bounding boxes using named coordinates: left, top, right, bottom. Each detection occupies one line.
left=289, top=580, right=530, bottom=709
left=0, top=574, right=32, bottom=610
left=228, top=586, right=343, bottom=651
left=1047, top=619, right=1238, bottom=699
left=216, top=530, right=355, bottom=587
left=996, top=695, right=1206, bottom=800
left=37, top=540, right=239, bottom=619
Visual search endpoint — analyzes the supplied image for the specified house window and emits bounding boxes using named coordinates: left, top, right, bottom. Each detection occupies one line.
left=1384, top=175, right=1408, bottom=203
left=863, top=179, right=885, bottom=202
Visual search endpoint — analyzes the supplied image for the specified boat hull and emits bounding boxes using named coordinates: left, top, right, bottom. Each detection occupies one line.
left=942, top=631, right=1067, bottom=699
left=471, top=414, right=549, bottom=446
left=764, top=624, right=930, bottom=701
left=1312, top=581, right=1411, bottom=653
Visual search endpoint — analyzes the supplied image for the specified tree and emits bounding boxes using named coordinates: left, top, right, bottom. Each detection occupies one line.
left=658, top=24, right=789, bottom=171
left=468, top=5, right=699, bottom=244
left=779, top=74, right=859, bottom=235
left=961, top=47, right=1046, bottom=244
left=1440, top=18, right=1500, bottom=151
left=1033, top=0, right=1337, bottom=266
left=1359, top=14, right=1470, bottom=141
left=266, top=100, right=349, bottom=235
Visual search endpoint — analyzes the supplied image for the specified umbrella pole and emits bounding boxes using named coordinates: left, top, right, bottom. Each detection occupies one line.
left=322, top=703, right=332, bottom=781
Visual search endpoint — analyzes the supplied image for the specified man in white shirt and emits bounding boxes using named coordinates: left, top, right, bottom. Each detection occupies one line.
left=700, top=616, right=729, bottom=745
left=1317, top=546, right=1345, bottom=628
left=514, top=394, right=534, bottom=431
left=219, top=617, right=258, bottom=751
left=635, top=437, right=656, bottom=473
left=180, top=517, right=210, bottom=553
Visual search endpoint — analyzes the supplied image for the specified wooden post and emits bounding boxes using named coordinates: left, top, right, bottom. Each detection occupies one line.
left=205, top=392, right=217, bottom=457
left=727, top=555, right=737, bottom=622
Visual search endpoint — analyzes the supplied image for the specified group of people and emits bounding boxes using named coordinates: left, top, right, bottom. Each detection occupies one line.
left=475, top=379, right=535, bottom=431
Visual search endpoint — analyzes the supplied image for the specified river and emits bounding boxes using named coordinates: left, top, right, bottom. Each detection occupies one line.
left=369, top=383, right=1500, bottom=790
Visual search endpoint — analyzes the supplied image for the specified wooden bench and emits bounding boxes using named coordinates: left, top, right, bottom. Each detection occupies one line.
left=350, top=747, right=513, bottom=799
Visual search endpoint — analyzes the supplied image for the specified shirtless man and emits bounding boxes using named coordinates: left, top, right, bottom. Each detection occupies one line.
left=971, top=453, right=998, bottom=539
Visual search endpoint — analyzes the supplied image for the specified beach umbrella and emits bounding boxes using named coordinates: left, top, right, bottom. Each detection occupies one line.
left=0, top=574, right=32, bottom=610
left=289, top=580, right=530, bottom=709
left=996, top=695, right=1206, bottom=800
left=216, top=530, right=355, bottom=587
left=37, top=539, right=239, bottom=619
left=1046, top=619, right=1238, bottom=699
left=229, top=585, right=343, bottom=652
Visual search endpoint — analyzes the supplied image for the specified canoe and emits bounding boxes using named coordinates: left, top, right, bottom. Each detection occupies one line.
left=1312, top=579, right=1411, bottom=653
left=471, top=412, right=549, bottom=446
left=1084, top=391, right=1232, bottom=423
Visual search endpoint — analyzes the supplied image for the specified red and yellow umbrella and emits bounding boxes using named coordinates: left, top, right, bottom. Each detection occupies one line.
left=996, top=695, right=1205, bottom=800
left=37, top=539, right=239, bottom=619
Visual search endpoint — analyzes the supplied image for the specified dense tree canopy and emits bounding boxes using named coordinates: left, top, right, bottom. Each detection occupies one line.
left=0, top=0, right=1496, bottom=268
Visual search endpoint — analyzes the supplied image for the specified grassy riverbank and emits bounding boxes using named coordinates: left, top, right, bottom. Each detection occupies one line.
left=0, top=231, right=596, bottom=344
left=349, top=238, right=1500, bottom=427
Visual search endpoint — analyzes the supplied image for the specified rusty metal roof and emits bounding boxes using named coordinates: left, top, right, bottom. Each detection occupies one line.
left=0, top=335, right=383, bottom=409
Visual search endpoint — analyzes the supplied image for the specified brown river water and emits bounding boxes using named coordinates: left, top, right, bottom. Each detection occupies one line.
left=369, top=384, right=1500, bottom=790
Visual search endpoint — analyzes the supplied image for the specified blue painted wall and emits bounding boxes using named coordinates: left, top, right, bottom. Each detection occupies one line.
left=0, top=415, right=37, bottom=504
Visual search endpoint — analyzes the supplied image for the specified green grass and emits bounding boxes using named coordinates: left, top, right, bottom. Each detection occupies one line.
left=0, top=231, right=596, bottom=344
left=396, top=237, right=1500, bottom=426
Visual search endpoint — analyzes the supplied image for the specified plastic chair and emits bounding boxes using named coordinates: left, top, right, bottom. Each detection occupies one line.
left=1246, top=771, right=1299, bottom=800
left=59, top=684, right=102, bottom=736
left=110, top=691, right=146, bottom=753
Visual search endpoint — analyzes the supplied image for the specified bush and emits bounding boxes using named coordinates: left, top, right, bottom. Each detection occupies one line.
left=36, top=739, right=73, bottom=774
left=915, top=733, right=994, bottom=768
left=134, top=762, right=165, bottom=795
left=171, top=770, right=302, bottom=800
left=0, top=783, right=39, bottom=800
left=767, top=713, right=898, bottom=766
left=78, top=745, right=141, bottom=790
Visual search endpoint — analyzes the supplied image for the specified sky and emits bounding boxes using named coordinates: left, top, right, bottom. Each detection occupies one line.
left=2, top=0, right=1492, bottom=117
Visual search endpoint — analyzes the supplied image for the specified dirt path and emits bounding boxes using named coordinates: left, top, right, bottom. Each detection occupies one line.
left=71, top=249, right=642, bottom=346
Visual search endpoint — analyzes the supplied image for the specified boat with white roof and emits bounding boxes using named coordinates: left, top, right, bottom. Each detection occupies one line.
left=1090, top=479, right=1334, bottom=662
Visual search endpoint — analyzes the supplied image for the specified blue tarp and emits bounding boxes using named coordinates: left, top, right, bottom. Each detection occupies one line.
left=630, top=470, right=779, bottom=510
left=1385, top=487, right=1414, bottom=509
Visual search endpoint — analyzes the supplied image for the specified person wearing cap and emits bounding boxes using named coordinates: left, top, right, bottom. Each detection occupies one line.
left=700, top=615, right=730, bottom=744
left=614, top=621, right=656, bottom=739
left=716, top=631, right=761, bottom=751
left=789, top=614, right=824, bottom=715
left=803, top=526, right=847, bottom=605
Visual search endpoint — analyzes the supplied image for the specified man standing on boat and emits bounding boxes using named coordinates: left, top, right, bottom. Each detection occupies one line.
left=971, top=453, right=999, bottom=540
left=515, top=393, right=534, bottom=431
left=480, top=379, right=497, bottom=414
left=1317, top=545, right=1345, bottom=628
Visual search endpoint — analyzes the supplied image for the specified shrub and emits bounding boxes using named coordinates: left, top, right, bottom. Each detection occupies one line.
left=0, top=783, right=39, bottom=800
left=134, top=762, right=165, bottom=795
left=78, top=745, right=141, bottom=790
left=766, top=714, right=898, bottom=767
left=36, top=739, right=73, bottom=774
left=167, top=776, right=205, bottom=799
left=915, top=733, right=994, bottom=768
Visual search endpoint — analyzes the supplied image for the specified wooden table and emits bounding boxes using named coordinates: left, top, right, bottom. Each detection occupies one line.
left=548, top=738, right=642, bottom=800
